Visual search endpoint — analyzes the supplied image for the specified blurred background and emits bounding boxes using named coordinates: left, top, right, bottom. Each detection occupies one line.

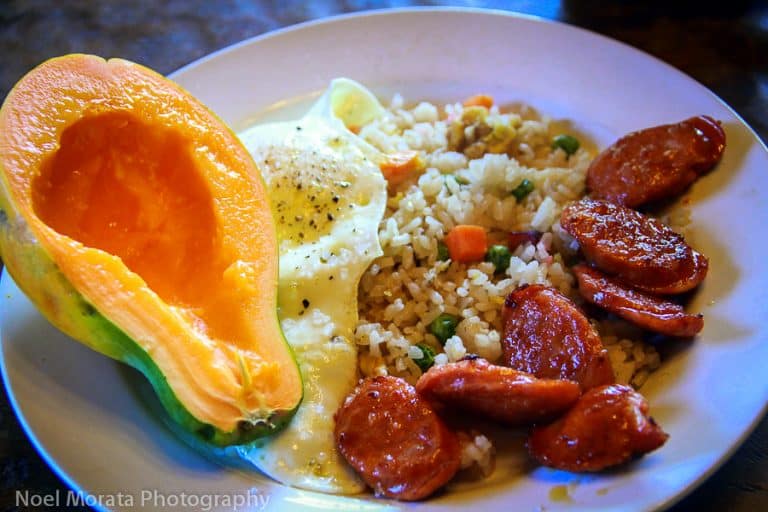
left=0, top=1, right=766, bottom=510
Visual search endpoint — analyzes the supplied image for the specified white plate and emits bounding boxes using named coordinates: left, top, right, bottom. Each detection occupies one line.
left=3, top=8, right=768, bottom=512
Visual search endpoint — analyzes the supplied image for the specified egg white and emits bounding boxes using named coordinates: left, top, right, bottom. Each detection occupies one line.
left=234, top=80, right=387, bottom=494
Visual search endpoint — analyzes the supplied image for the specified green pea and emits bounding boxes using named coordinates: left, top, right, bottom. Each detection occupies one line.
left=486, top=244, right=512, bottom=273
left=552, top=134, right=580, bottom=156
left=437, top=241, right=450, bottom=261
left=511, top=178, right=534, bottom=202
left=412, top=343, right=437, bottom=372
left=428, top=313, right=460, bottom=345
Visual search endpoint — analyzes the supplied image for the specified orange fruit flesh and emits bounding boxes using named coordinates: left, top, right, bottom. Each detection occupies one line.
left=32, top=111, right=243, bottom=345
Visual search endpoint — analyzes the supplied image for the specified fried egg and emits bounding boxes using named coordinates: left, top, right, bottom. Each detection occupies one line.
left=233, top=79, right=387, bottom=493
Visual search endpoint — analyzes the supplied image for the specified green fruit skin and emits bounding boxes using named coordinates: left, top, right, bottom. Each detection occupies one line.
left=0, top=172, right=297, bottom=447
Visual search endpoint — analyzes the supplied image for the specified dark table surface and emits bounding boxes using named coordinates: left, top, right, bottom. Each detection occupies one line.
left=0, top=1, right=766, bottom=511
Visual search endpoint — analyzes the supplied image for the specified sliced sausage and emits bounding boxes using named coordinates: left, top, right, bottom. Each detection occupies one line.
left=561, top=199, right=708, bottom=294
left=527, top=384, right=669, bottom=472
left=587, top=116, right=726, bottom=208
left=573, top=264, right=704, bottom=337
left=415, top=357, right=581, bottom=426
left=501, top=284, right=614, bottom=390
left=334, top=376, right=460, bottom=500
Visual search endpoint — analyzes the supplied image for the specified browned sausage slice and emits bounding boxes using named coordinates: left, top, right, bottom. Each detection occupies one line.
left=415, top=357, right=581, bottom=426
left=527, top=384, right=669, bottom=472
left=561, top=199, right=708, bottom=294
left=334, top=376, right=460, bottom=500
left=587, top=116, right=726, bottom=208
left=573, top=264, right=704, bottom=337
left=501, top=284, right=614, bottom=390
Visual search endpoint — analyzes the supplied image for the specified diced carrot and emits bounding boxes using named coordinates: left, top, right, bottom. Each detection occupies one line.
left=463, top=94, right=494, bottom=109
left=444, top=225, right=488, bottom=263
left=379, top=151, right=425, bottom=187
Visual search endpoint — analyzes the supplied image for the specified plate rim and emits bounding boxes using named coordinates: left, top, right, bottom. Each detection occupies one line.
left=170, top=5, right=768, bottom=154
